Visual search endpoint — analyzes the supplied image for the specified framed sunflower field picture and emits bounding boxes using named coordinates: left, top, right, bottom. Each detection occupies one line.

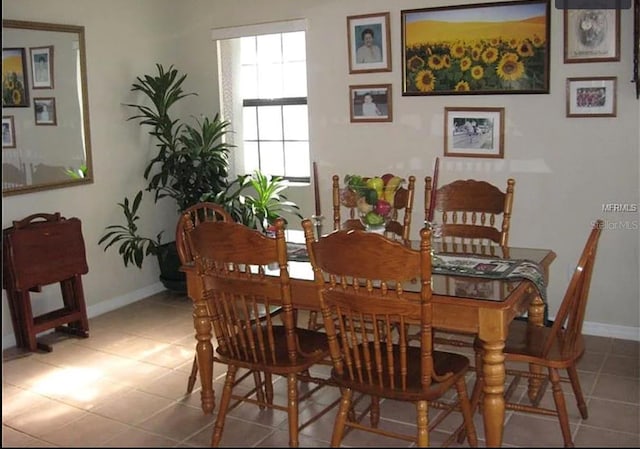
left=401, top=0, right=550, bottom=96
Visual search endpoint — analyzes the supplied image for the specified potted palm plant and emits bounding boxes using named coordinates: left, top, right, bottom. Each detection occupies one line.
left=99, top=64, right=235, bottom=290
left=99, top=64, right=303, bottom=290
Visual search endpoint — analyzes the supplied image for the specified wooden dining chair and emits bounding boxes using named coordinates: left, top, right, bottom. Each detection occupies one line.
left=185, top=217, right=333, bottom=447
left=332, top=174, right=416, bottom=244
left=425, top=177, right=515, bottom=254
left=302, top=219, right=478, bottom=447
left=468, top=220, right=603, bottom=447
left=423, top=177, right=516, bottom=348
left=176, top=202, right=280, bottom=396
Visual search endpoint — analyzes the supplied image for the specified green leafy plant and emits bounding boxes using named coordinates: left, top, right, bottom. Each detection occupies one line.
left=100, top=64, right=235, bottom=270
left=206, top=170, right=303, bottom=233
left=98, top=191, right=163, bottom=268
left=125, top=64, right=234, bottom=211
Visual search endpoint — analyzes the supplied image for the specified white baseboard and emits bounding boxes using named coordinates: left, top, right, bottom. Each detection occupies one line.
left=582, top=321, right=640, bottom=341
left=1, top=282, right=165, bottom=351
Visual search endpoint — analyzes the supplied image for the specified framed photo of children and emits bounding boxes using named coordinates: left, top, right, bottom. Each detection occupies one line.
left=2, top=47, right=30, bottom=107
left=444, top=107, right=505, bottom=158
left=30, top=46, right=54, bottom=89
left=2, top=116, right=16, bottom=148
left=347, top=12, right=391, bottom=74
left=564, top=9, right=620, bottom=63
left=33, top=97, right=57, bottom=125
left=566, top=76, right=617, bottom=118
left=350, top=84, right=392, bottom=123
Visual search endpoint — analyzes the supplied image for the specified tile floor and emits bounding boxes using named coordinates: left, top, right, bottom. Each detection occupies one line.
left=2, top=290, right=639, bottom=447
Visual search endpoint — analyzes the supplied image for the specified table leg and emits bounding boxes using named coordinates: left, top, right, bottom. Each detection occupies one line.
left=480, top=338, right=506, bottom=447
left=527, top=288, right=545, bottom=402
left=193, top=294, right=215, bottom=414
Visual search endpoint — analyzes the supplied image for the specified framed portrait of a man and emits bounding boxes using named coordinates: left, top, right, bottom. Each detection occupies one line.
left=347, top=12, right=391, bottom=74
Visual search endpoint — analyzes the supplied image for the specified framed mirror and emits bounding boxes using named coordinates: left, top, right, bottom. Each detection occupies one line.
left=2, top=19, right=93, bottom=196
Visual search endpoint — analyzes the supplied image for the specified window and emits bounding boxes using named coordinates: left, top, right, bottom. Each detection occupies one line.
left=215, top=21, right=310, bottom=182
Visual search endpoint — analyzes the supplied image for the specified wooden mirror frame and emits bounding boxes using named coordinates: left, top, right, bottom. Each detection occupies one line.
left=2, top=19, right=93, bottom=196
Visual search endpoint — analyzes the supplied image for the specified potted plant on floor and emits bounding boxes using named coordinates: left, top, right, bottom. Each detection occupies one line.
left=99, top=64, right=303, bottom=291
left=99, top=64, right=235, bottom=291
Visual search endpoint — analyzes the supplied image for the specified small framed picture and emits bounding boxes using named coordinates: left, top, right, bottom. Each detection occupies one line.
left=449, top=278, right=498, bottom=300
left=564, top=9, right=620, bottom=63
left=566, top=77, right=617, bottom=118
left=2, top=47, right=30, bottom=107
left=444, top=107, right=505, bottom=158
left=350, top=84, right=392, bottom=123
left=2, top=116, right=16, bottom=148
left=34, top=97, right=57, bottom=125
left=30, top=45, right=54, bottom=89
left=347, top=12, right=391, bottom=74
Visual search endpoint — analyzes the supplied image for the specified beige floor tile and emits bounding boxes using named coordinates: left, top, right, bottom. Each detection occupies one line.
left=3, top=294, right=638, bottom=447
left=39, top=413, right=130, bottom=447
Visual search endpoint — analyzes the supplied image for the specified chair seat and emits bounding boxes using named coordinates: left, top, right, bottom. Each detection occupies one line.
left=331, top=343, right=470, bottom=401
left=473, top=320, right=586, bottom=368
left=216, top=326, right=329, bottom=373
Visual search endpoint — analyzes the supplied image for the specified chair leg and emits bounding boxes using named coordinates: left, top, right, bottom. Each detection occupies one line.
left=416, top=400, right=429, bottom=447
left=567, top=365, right=588, bottom=419
left=457, top=350, right=483, bottom=444
left=455, top=377, right=478, bottom=447
left=370, top=396, right=380, bottom=427
left=331, top=388, right=353, bottom=447
left=186, top=355, right=198, bottom=393
left=211, top=365, right=238, bottom=447
left=287, top=373, right=300, bottom=447
left=549, top=367, right=574, bottom=448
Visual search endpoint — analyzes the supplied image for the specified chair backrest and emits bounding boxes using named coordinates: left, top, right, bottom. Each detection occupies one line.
left=302, top=219, right=441, bottom=391
left=542, top=220, right=603, bottom=357
left=176, top=202, right=234, bottom=265
left=425, top=177, right=515, bottom=253
left=184, top=217, right=300, bottom=365
left=332, top=174, right=416, bottom=243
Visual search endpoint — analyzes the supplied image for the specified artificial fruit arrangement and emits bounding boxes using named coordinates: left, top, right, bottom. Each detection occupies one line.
left=343, top=173, right=406, bottom=228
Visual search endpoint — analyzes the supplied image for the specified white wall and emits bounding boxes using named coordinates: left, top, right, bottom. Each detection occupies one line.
left=2, top=0, right=639, bottom=346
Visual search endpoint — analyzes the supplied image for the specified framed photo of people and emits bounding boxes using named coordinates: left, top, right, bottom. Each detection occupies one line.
left=33, top=97, right=57, bottom=125
left=2, top=116, right=16, bottom=148
left=349, top=84, right=392, bottom=123
left=30, top=45, right=54, bottom=89
left=347, top=12, right=391, bottom=74
left=566, top=76, right=617, bottom=118
left=444, top=107, right=505, bottom=158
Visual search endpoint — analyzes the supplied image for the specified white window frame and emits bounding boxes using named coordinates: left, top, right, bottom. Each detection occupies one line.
left=212, top=19, right=310, bottom=182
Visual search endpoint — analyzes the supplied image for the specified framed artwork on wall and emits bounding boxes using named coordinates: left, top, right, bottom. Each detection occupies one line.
left=30, top=45, right=54, bottom=89
left=34, top=97, right=57, bottom=125
left=2, top=47, right=30, bottom=107
left=401, top=0, right=550, bottom=96
left=566, top=76, right=617, bottom=118
left=350, top=84, right=392, bottom=123
left=634, top=0, right=639, bottom=98
left=2, top=116, right=16, bottom=148
left=347, top=12, right=391, bottom=74
left=444, top=107, right=505, bottom=158
left=563, top=8, right=620, bottom=63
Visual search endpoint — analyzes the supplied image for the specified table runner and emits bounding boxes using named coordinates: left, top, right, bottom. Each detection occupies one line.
left=431, top=253, right=547, bottom=304
left=287, top=242, right=547, bottom=303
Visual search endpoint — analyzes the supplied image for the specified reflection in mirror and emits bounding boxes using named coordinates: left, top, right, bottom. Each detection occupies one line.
left=2, top=20, right=93, bottom=196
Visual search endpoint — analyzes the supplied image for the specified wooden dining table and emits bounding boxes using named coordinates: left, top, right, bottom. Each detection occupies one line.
left=182, top=232, right=556, bottom=447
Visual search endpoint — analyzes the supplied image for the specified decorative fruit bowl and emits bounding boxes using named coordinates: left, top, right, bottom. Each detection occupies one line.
left=343, top=174, right=405, bottom=233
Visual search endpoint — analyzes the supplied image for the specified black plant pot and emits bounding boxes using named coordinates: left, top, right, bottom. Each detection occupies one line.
left=156, top=241, right=186, bottom=293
